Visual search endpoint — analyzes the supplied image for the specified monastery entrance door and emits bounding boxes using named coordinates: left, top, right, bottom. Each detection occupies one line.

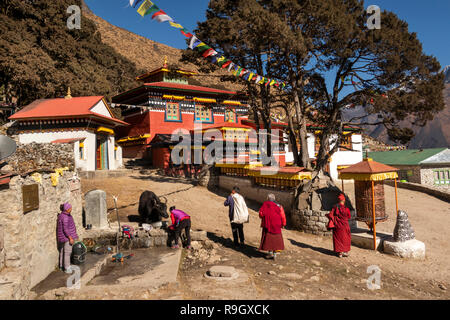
left=96, top=136, right=109, bottom=170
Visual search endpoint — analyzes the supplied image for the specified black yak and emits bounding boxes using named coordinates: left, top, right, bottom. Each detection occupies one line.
left=138, top=191, right=169, bottom=224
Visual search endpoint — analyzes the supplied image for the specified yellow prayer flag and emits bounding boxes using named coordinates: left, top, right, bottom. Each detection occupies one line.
left=169, top=21, right=184, bottom=29
left=137, top=0, right=154, bottom=17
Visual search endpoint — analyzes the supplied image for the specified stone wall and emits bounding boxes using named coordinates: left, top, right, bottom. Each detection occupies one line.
left=395, top=165, right=422, bottom=184
left=0, top=171, right=82, bottom=299
left=291, top=209, right=332, bottom=236
left=385, top=180, right=450, bottom=203
left=218, top=175, right=294, bottom=214
left=420, top=166, right=450, bottom=187
left=1, top=142, right=75, bottom=176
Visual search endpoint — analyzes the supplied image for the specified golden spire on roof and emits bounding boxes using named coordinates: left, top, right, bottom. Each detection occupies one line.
left=64, top=87, right=72, bottom=99
left=163, top=56, right=168, bottom=68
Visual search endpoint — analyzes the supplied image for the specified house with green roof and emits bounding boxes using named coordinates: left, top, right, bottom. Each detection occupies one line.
left=368, top=148, right=450, bottom=187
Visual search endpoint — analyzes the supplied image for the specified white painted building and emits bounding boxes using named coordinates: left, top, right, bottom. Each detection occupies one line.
left=9, top=94, right=128, bottom=171
left=285, top=128, right=363, bottom=180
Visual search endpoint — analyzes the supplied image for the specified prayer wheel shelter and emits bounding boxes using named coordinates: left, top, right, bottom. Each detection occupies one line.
left=339, top=158, right=399, bottom=250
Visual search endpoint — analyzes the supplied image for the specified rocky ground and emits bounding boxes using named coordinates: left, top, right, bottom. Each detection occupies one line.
left=55, top=171, right=450, bottom=300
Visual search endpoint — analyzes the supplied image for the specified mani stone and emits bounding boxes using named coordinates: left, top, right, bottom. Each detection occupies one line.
left=84, top=190, right=108, bottom=228
left=384, top=210, right=425, bottom=259
left=393, top=210, right=415, bottom=242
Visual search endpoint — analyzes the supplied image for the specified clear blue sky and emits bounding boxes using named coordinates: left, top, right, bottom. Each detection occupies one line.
left=84, top=0, right=450, bottom=69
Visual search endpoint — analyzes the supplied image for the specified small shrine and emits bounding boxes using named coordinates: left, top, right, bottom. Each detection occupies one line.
left=8, top=90, right=127, bottom=171
left=339, top=158, right=399, bottom=250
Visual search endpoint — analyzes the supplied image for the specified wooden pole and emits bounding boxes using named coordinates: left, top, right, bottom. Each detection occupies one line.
left=371, top=181, right=377, bottom=251
left=394, top=179, right=399, bottom=216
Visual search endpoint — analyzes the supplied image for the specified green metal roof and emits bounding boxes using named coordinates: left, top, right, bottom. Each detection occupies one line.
left=368, top=148, right=446, bottom=166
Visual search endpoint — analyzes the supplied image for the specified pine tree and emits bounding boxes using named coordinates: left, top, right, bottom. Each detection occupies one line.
left=182, top=0, right=445, bottom=179
left=0, top=0, right=144, bottom=107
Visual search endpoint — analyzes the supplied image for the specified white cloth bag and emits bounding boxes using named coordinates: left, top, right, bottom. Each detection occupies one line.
left=231, top=193, right=249, bottom=224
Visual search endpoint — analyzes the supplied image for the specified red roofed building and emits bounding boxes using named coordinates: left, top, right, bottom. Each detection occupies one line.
left=112, top=59, right=250, bottom=160
left=9, top=91, right=128, bottom=171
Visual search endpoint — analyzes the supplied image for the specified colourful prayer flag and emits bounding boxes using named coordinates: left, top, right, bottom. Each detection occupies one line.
left=137, top=0, right=155, bottom=17
left=152, top=10, right=173, bottom=22
left=210, top=54, right=221, bottom=64
left=131, top=0, right=143, bottom=8
left=131, top=0, right=286, bottom=91
left=196, top=43, right=210, bottom=53
left=216, top=56, right=226, bottom=66
left=202, top=48, right=217, bottom=58
left=242, top=71, right=251, bottom=80
left=189, top=36, right=200, bottom=49
left=180, top=28, right=193, bottom=38
left=169, top=21, right=184, bottom=29
left=233, top=66, right=242, bottom=76
left=222, top=61, right=232, bottom=69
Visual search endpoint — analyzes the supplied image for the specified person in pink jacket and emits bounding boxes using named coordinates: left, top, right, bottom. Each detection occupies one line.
left=168, top=206, right=191, bottom=249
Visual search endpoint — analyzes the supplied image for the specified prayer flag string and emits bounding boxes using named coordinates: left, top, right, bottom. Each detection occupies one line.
left=130, top=0, right=286, bottom=89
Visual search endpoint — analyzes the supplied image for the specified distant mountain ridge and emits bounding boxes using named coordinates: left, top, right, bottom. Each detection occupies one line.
left=343, top=83, right=450, bottom=149
left=444, top=65, right=450, bottom=83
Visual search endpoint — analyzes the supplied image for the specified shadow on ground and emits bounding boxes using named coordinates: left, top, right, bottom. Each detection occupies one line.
left=288, top=238, right=337, bottom=257
left=207, top=232, right=266, bottom=259
left=130, top=174, right=196, bottom=186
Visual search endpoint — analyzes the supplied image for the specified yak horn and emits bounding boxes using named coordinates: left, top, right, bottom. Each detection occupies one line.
left=161, top=196, right=168, bottom=204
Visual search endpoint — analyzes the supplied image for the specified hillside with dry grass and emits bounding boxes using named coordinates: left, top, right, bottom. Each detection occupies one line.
left=82, top=8, right=244, bottom=93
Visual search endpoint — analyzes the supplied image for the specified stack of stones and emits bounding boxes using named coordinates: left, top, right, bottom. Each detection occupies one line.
left=3, top=142, right=75, bottom=176
left=393, top=210, right=415, bottom=242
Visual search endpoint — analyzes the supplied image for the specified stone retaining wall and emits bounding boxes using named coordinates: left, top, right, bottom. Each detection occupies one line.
left=83, top=225, right=208, bottom=250
left=291, top=209, right=332, bottom=236
left=385, top=180, right=450, bottom=203
left=0, top=171, right=82, bottom=299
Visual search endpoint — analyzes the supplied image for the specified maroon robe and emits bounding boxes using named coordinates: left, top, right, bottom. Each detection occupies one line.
left=327, top=204, right=351, bottom=253
left=259, top=201, right=284, bottom=251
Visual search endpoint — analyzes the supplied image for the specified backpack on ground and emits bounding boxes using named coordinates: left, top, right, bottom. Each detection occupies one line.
left=71, top=241, right=87, bottom=265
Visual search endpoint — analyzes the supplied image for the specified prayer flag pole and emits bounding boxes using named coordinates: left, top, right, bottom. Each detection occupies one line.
left=371, top=181, right=377, bottom=250
left=394, top=179, right=399, bottom=216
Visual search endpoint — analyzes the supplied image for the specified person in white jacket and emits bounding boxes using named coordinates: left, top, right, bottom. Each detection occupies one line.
left=224, top=186, right=249, bottom=247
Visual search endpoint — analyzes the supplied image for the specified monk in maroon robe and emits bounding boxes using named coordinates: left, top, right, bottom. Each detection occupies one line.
left=327, top=193, right=352, bottom=258
left=259, top=194, right=285, bottom=259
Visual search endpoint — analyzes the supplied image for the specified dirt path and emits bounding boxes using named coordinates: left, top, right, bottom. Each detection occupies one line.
left=77, top=172, right=450, bottom=300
